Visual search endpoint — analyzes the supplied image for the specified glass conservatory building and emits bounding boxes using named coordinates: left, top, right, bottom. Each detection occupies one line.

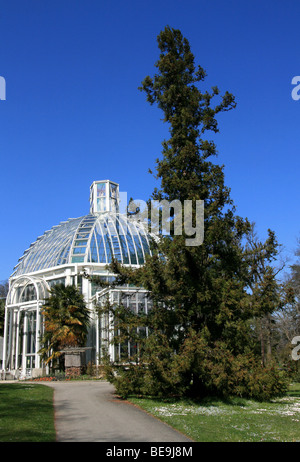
left=2, top=180, right=153, bottom=379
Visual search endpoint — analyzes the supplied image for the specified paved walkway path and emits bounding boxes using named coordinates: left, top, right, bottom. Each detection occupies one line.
left=43, top=381, right=193, bottom=442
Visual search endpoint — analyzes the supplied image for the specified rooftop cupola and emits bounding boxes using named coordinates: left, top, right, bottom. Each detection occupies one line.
left=89, top=180, right=119, bottom=214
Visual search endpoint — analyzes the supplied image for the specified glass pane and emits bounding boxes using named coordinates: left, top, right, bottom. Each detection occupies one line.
left=125, top=230, right=137, bottom=265
left=97, top=183, right=106, bottom=197
left=104, top=233, right=112, bottom=262
left=71, top=256, right=84, bottom=263
left=76, top=233, right=89, bottom=239
left=73, top=247, right=86, bottom=254
left=137, top=292, right=146, bottom=313
left=97, top=198, right=106, bottom=212
left=74, top=240, right=88, bottom=246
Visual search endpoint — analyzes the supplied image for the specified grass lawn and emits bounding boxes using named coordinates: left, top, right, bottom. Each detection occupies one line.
left=129, top=383, right=300, bottom=442
left=0, top=383, right=56, bottom=442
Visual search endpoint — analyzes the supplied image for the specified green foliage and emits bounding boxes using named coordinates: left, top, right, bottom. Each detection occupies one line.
left=109, top=327, right=288, bottom=401
left=176, top=330, right=288, bottom=400
left=39, top=284, right=90, bottom=368
left=86, top=361, right=96, bottom=376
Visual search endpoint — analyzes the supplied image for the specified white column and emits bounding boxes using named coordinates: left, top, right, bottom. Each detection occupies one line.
left=95, top=310, right=99, bottom=366
left=82, top=272, right=90, bottom=303
left=65, top=268, right=72, bottom=286
left=35, top=302, right=41, bottom=369
left=109, top=292, right=114, bottom=361
left=10, top=310, right=17, bottom=371
left=14, top=309, right=20, bottom=370
left=22, top=312, right=28, bottom=376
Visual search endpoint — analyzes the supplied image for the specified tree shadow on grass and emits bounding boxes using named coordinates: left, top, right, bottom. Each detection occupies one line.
left=128, top=393, right=254, bottom=408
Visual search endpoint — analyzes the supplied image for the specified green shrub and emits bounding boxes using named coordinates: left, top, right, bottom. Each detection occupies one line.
left=177, top=331, right=289, bottom=400
left=107, top=329, right=289, bottom=401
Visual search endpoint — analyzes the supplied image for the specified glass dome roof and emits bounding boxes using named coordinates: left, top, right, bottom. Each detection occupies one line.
left=12, top=213, right=152, bottom=277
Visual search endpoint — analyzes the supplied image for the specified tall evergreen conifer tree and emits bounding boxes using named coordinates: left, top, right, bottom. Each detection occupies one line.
left=99, top=26, right=288, bottom=400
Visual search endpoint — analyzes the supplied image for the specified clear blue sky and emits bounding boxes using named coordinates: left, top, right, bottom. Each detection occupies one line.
left=0, top=0, right=299, bottom=281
